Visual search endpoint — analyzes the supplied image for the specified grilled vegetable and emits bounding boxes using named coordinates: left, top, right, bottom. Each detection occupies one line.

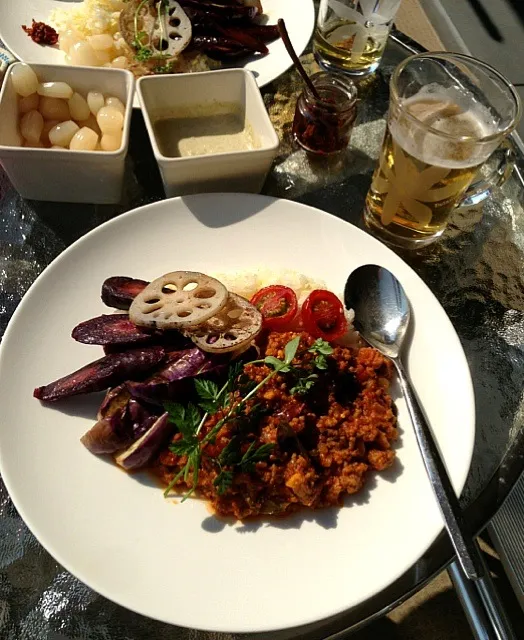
left=185, top=292, right=262, bottom=353
left=101, top=276, right=148, bottom=310
left=81, top=385, right=163, bottom=454
left=251, top=285, right=298, bottom=331
left=34, top=346, right=166, bottom=402
left=72, top=314, right=156, bottom=346
left=120, top=0, right=192, bottom=61
left=114, top=412, right=172, bottom=470
left=126, top=347, right=224, bottom=404
left=129, top=271, right=229, bottom=330
left=81, top=386, right=132, bottom=453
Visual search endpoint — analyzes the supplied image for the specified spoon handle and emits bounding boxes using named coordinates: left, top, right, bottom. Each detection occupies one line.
left=393, top=359, right=485, bottom=581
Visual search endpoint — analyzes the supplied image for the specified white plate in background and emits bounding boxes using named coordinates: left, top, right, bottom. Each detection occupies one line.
left=0, top=0, right=315, bottom=98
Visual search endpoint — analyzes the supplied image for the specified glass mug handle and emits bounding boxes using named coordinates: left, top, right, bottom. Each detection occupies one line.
left=460, top=139, right=516, bottom=207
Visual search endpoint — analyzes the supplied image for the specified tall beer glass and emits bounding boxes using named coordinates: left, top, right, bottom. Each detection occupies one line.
left=364, top=53, right=521, bottom=249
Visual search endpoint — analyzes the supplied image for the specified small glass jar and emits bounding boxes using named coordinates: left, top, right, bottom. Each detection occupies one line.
left=292, top=71, right=358, bottom=156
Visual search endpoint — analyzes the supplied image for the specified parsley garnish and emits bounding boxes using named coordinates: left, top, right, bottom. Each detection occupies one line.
left=133, top=1, right=153, bottom=62
left=213, top=438, right=274, bottom=495
left=239, top=442, right=274, bottom=472
left=194, top=379, right=221, bottom=415
left=290, top=373, right=319, bottom=396
left=308, top=338, right=334, bottom=370
left=214, top=470, right=234, bottom=495
left=163, top=337, right=301, bottom=500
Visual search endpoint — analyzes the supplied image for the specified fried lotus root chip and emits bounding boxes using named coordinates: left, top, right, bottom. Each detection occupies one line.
left=185, top=292, right=262, bottom=353
left=129, top=271, right=228, bottom=329
left=120, top=0, right=192, bottom=59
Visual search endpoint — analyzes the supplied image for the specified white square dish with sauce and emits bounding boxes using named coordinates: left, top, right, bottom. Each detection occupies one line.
left=137, top=68, right=279, bottom=197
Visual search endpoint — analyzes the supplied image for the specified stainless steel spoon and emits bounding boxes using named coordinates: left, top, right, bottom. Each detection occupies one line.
left=344, top=264, right=517, bottom=640
left=344, top=264, right=484, bottom=579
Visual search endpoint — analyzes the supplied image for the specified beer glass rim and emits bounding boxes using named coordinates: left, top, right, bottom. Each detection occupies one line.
left=390, top=52, right=522, bottom=144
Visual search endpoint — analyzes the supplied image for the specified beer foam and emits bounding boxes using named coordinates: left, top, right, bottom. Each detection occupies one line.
left=390, top=85, right=499, bottom=169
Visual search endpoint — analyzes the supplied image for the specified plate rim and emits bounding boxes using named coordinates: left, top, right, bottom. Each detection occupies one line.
left=0, top=193, right=476, bottom=633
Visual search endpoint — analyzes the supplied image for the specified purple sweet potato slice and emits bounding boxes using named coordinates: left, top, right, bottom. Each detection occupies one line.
left=72, top=314, right=156, bottom=346
left=34, top=346, right=166, bottom=402
left=243, top=24, right=280, bottom=43
left=101, top=276, right=149, bottom=310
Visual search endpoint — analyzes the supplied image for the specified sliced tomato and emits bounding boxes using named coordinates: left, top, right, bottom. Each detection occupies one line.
left=250, top=285, right=298, bottom=331
left=301, top=290, right=347, bottom=341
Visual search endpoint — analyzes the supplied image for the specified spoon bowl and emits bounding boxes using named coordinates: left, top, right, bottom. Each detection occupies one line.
left=344, top=264, right=410, bottom=360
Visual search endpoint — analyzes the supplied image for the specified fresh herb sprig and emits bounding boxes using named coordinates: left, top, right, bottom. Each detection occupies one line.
left=286, top=339, right=334, bottom=396
left=163, top=337, right=301, bottom=500
left=133, top=0, right=153, bottom=61
left=214, top=439, right=274, bottom=495
left=308, top=338, right=334, bottom=370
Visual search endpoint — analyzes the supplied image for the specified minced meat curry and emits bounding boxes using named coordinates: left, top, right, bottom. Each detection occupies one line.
left=154, top=331, right=397, bottom=519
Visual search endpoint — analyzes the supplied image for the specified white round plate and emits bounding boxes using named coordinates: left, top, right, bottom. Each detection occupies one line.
left=0, top=194, right=475, bottom=633
left=0, top=0, right=315, bottom=99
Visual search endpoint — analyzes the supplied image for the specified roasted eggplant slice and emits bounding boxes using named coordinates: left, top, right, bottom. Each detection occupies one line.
left=126, top=347, right=224, bottom=404
left=114, top=412, right=172, bottom=470
left=34, top=346, right=166, bottom=402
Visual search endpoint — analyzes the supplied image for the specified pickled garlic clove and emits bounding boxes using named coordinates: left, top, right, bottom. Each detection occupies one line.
left=37, top=82, right=74, bottom=100
left=20, top=110, right=44, bottom=144
left=11, top=64, right=39, bottom=98
left=87, top=91, right=105, bottom=116
left=49, top=121, right=80, bottom=147
left=59, top=29, right=81, bottom=52
left=97, top=106, right=124, bottom=135
left=19, top=93, right=39, bottom=114
left=94, top=49, right=113, bottom=65
left=69, top=42, right=100, bottom=67
left=39, top=96, right=71, bottom=121
left=100, top=133, right=122, bottom=151
left=87, top=34, right=115, bottom=51
left=41, top=119, right=60, bottom=145
left=68, top=92, right=90, bottom=121
left=105, top=96, right=125, bottom=115
left=70, top=127, right=99, bottom=151
left=77, top=114, right=101, bottom=135
left=110, top=56, right=129, bottom=69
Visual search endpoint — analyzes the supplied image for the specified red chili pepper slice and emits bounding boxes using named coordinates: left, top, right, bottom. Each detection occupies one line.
left=301, top=289, right=347, bottom=341
left=250, top=285, right=298, bottom=331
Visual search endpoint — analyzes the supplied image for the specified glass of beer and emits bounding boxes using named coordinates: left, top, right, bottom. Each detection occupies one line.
left=364, top=53, right=521, bottom=249
left=313, top=0, right=402, bottom=76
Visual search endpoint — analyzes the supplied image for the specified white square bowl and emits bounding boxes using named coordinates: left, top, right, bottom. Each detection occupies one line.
left=0, top=63, right=134, bottom=204
left=136, top=68, right=280, bottom=197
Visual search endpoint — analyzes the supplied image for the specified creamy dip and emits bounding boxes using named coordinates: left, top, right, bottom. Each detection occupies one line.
left=153, top=102, right=260, bottom=158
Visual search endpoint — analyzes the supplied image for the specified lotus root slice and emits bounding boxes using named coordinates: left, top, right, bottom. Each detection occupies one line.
left=186, top=293, right=262, bottom=353
left=129, top=271, right=228, bottom=329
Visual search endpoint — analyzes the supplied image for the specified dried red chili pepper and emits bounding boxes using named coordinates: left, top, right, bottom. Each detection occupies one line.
left=22, top=20, right=59, bottom=46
